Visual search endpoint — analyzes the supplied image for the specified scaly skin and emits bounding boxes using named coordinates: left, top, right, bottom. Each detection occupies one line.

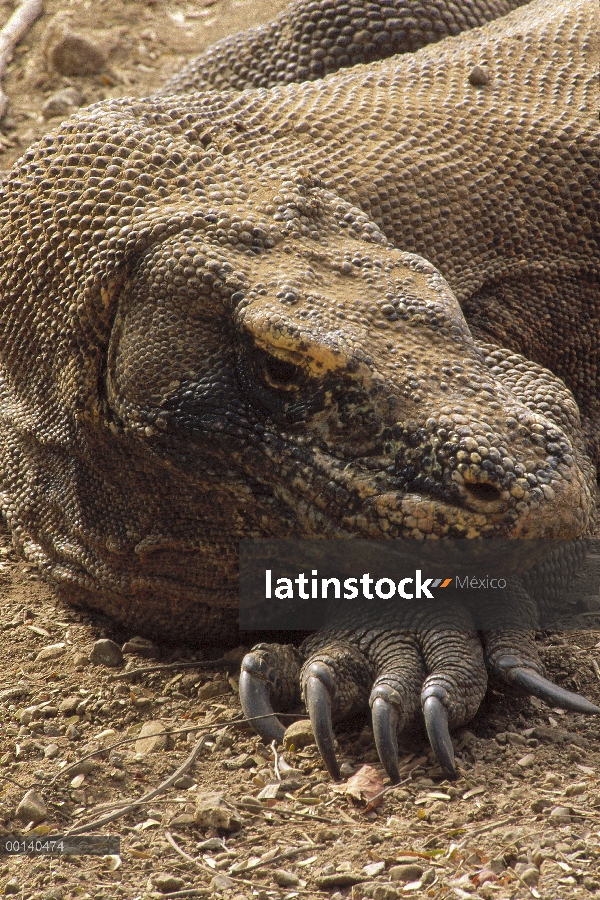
left=0, top=0, right=598, bottom=776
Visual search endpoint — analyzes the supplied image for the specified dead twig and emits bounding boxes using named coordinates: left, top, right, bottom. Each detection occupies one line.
left=64, top=733, right=210, bottom=836
left=0, top=0, right=43, bottom=119
left=271, top=738, right=282, bottom=780
left=109, top=656, right=236, bottom=679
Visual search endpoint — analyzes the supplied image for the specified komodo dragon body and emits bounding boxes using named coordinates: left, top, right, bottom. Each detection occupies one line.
left=0, top=0, right=598, bottom=778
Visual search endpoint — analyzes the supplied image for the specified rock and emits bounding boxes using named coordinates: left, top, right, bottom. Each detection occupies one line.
left=69, top=758, right=96, bottom=776
left=363, top=861, right=386, bottom=877
left=360, top=884, right=399, bottom=900
left=194, top=792, right=242, bottom=832
left=59, top=696, right=80, bottom=716
left=257, top=783, right=282, bottom=801
left=49, top=33, right=106, bottom=76
left=150, top=872, right=185, bottom=893
left=89, top=639, right=123, bottom=667
left=283, top=719, right=315, bottom=750
left=531, top=725, right=566, bottom=743
left=197, top=679, right=228, bottom=700
left=210, top=874, right=235, bottom=892
left=317, top=827, right=341, bottom=842
left=15, top=789, right=47, bottom=824
left=531, top=797, right=552, bottom=813
left=173, top=774, right=195, bottom=789
left=44, top=889, right=63, bottom=900
left=389, top=864, right=424, bottom=883
left=468, top=64, right=490, bottom=86
left=565, top=782, right=587, bottom=797
left=516, top=753, right=536, bottom=767
left=519, top=867, right=540, bottom=886
left=135, top=721, right=168, bottom=754
left=35, top=643, right=66, bottom=663
left=42, top=88, right=82, bottom=120
left=314, top=873, right=365, bottom=888
left=168, top=812, right=195, bottom=827
left=549, top=805, right=572, bottom=824
left=122, top=635, right=159, bottom=658
left=273, top=870, right=300, bottom=887
left=4, top=880, right=20, bottom=895
left=44, top=743, right=60, bottom=759
left=66, top=724, right=81, bottom=740
left=72, top=651, right=89, bottom=669
left=197, top=837, right=226, bottom=851
left=235, top=795, right=264, bottom=813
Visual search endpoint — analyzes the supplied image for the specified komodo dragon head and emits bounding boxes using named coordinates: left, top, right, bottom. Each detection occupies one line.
left=0, top=102, right=594, bottom=643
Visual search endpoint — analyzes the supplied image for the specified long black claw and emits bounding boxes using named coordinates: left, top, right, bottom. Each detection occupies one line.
left=305, top=669, right=340, bottom=781
left=423, top=696, right=457, bottom=779
left=239, top=667, right=285, bottom=744
left=372, top=696, right=400, bottom=783
left=505, top=666, right=600, bottom=715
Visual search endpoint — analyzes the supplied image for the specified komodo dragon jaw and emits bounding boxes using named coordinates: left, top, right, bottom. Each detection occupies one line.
left=0, top=0, right=599, bottom=779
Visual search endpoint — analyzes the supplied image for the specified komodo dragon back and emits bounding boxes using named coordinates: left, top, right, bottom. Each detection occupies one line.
left=0, top=0, right=597, bottom=645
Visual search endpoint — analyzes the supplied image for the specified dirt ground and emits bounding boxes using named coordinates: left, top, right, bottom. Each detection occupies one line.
left=1, top=1, right=600, bottom=898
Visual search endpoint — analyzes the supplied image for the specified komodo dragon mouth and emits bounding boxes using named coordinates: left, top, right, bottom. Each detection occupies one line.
left=0, top=0, right=598, bottom=779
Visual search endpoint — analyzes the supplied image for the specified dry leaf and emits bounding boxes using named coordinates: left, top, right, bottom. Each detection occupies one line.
left=332, top=764, right=385, bottom=808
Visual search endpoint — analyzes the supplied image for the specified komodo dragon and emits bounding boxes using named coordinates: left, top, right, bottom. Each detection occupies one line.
left=0, top=0, right=598, bottom=780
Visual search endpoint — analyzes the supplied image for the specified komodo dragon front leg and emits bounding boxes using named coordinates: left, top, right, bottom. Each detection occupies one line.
left=0, top=0, right=598, bottom=782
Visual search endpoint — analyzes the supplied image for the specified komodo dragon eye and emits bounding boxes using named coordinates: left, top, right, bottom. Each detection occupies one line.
left=261, top=352, right=302, bottom=391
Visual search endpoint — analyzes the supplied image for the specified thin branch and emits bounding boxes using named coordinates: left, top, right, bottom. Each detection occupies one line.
left=0, top=0, right=43, bottom=119
left=64, top=733, right=210, bottom=836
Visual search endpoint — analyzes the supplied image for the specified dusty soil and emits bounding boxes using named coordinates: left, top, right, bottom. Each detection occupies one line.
left=1, top=1, right=600, bottom=899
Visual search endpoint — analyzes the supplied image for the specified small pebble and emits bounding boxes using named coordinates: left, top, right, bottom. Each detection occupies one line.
left=44, top=743, right=60, bottom=759
left=49, top=32, right=106, bottom=76
left=210, top=874, right=235, bottom=892
left=519, top=867, right=540, bottom=886
left=363, top=861, right=386, bottom=877
left=89, top=639, right=123, bottom=667
left=468, top=64, right=490, bottom=86
left=41, top=87, right=82, bottom=119
left=273, top=869, right=300, bottom=887
left=122, top=635, right=159, bottom=658
left=58, top=696, right=79, bottom=715
left=44, top=889, right=63, bottom=900
left=15, top=789, right=47, bottom=824
left=389, top=864, right=424, bottom=883
left=314, top=873, right=365, bottom=888
left=4, top=880, right=20, bottom=896
left=135, top=721, right=168, bottom=754
left=283, top=719, right=315, bottom=750
left=150, top=872, right=185, bottom=893
left=549, top=805, right=571, bottom=824
left=197, top=680, right=228, bottom=700
left=194, top=792, right=242, bottom=832
left=35, top=643, right=66, bottom=663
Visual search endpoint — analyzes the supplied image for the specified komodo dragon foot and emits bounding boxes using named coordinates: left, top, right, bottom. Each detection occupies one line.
left=240, top=596, right=600, bottom=782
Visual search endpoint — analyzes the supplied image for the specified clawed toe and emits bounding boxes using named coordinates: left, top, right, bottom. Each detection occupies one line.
left=371, top=686, right=401, bottom=783
left=421, top=686, right=456, bottom=779
left=304, top=662, right=340, bottom=780
left=239, top=654, right=286, bottom=743
left=495, top=654, right=600, bottom=714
